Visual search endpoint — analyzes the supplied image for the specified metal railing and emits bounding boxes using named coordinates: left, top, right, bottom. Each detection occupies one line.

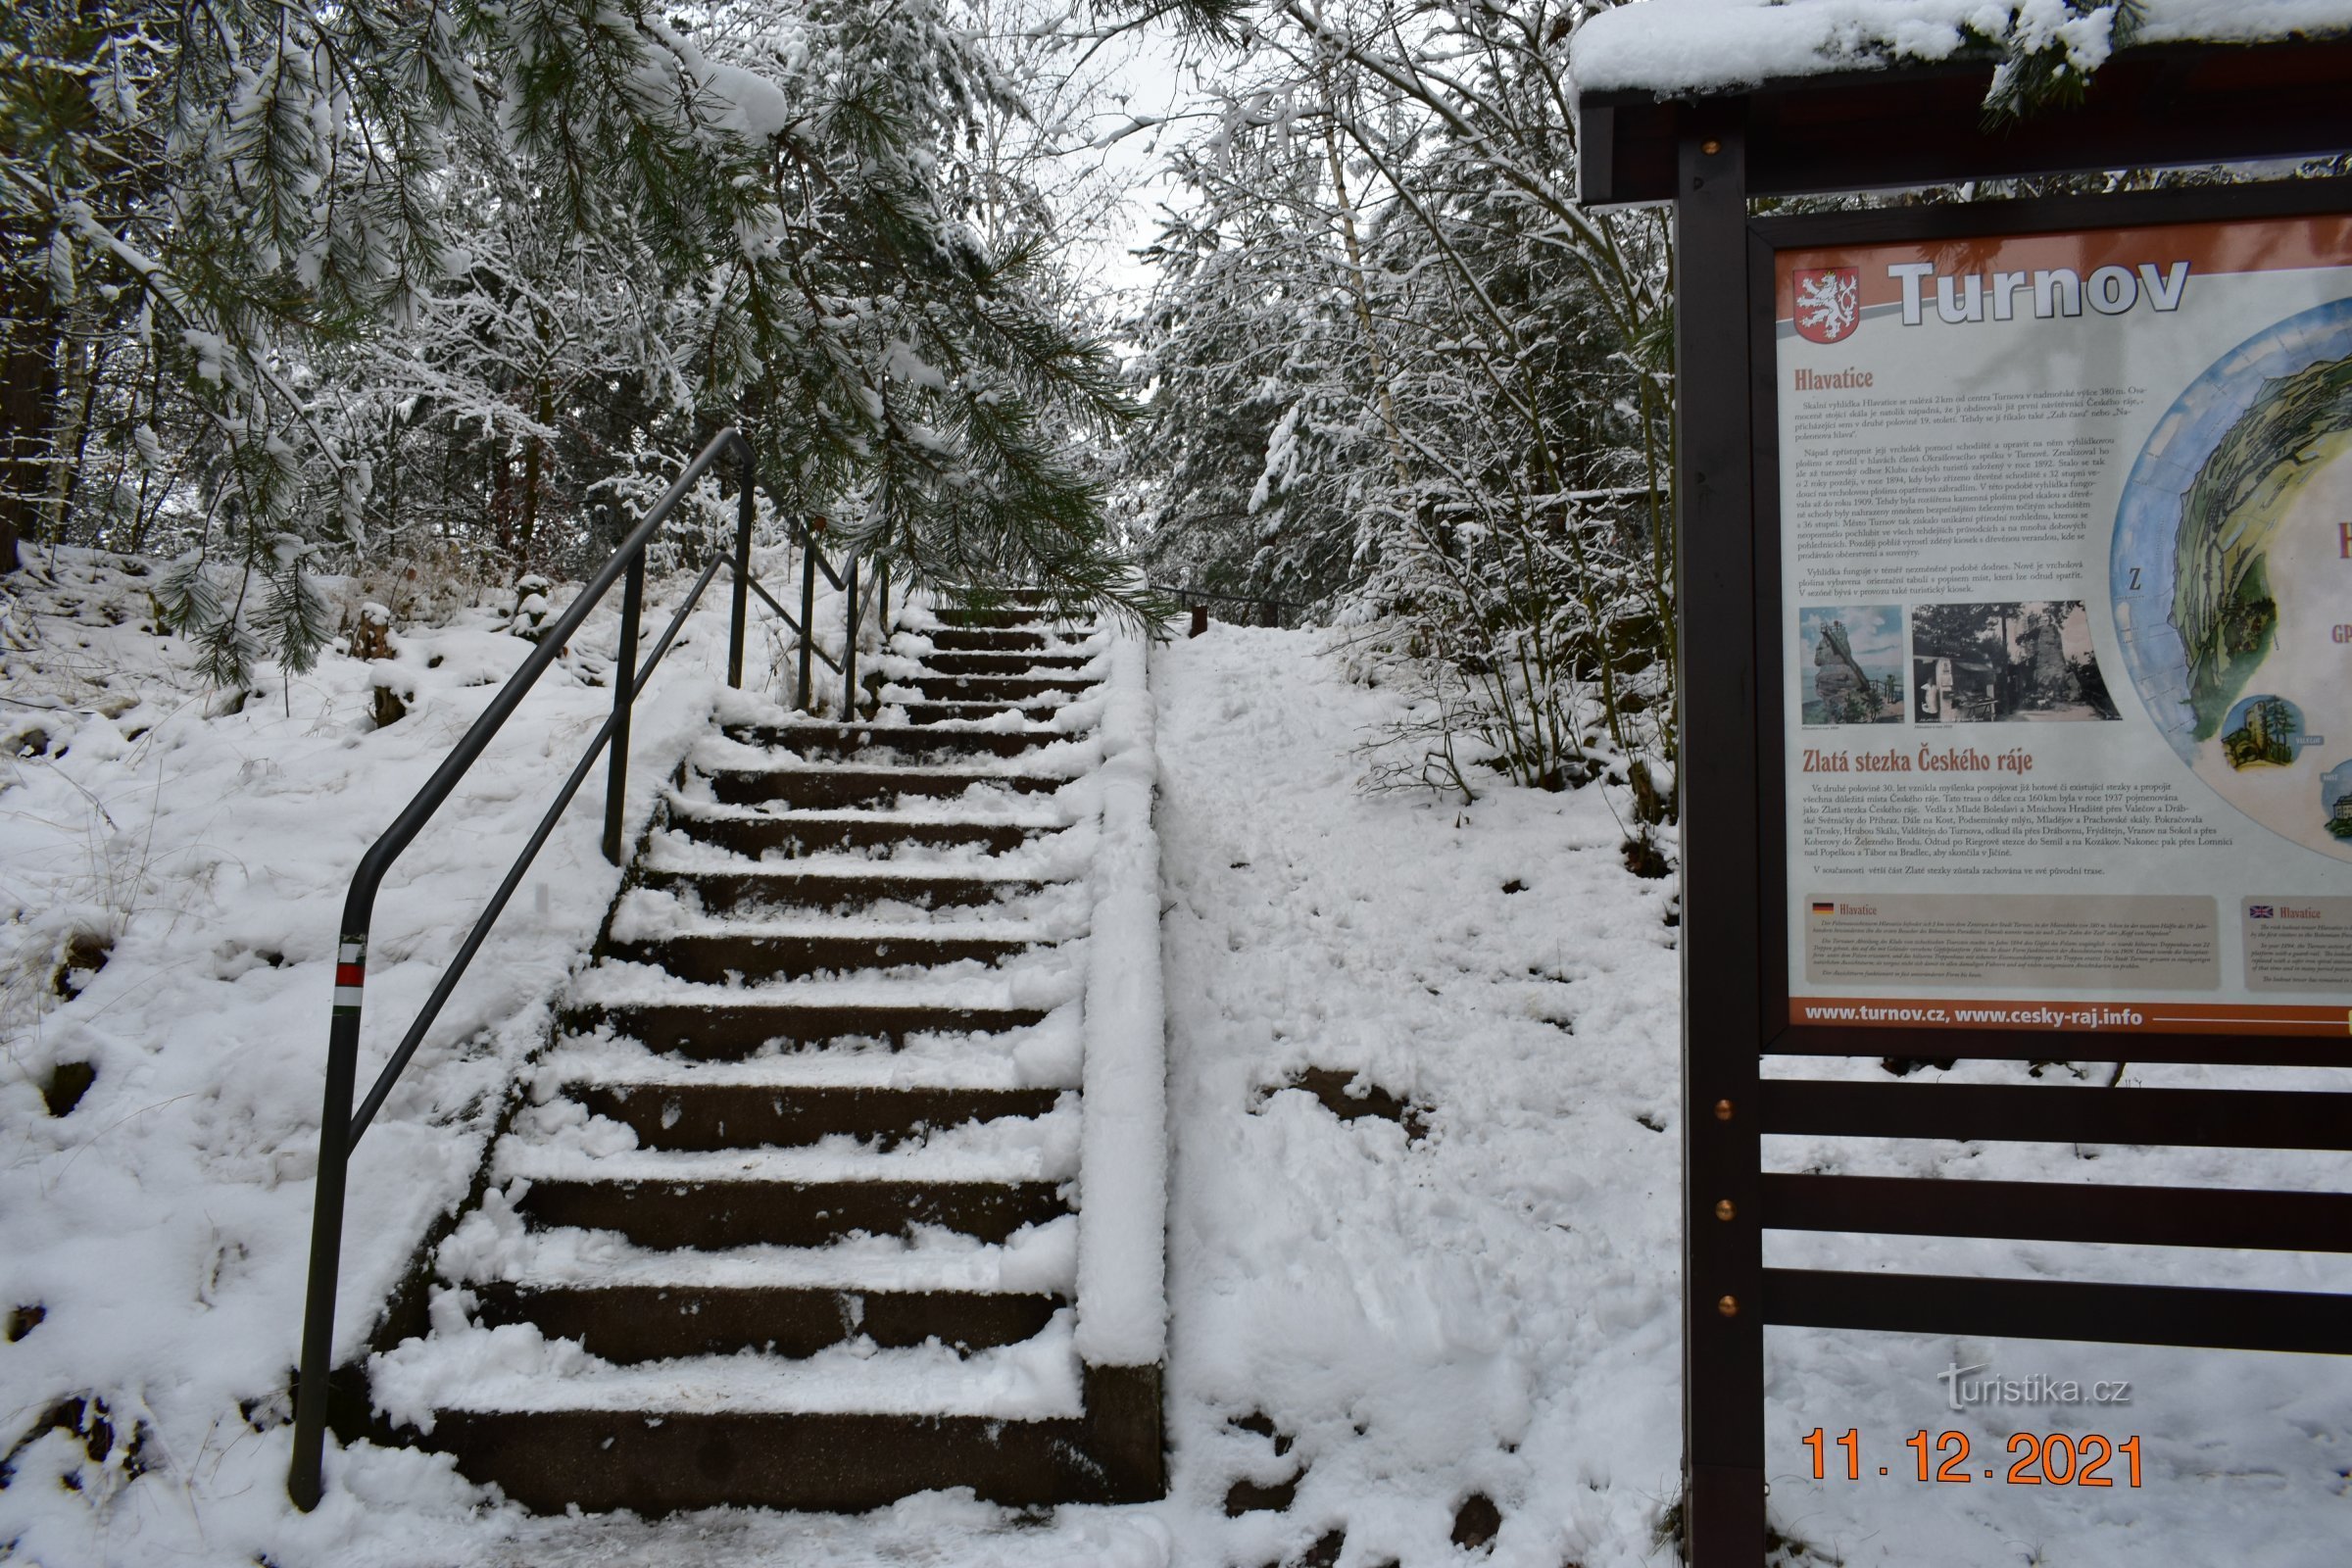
left=286, top=426, right=877, bottom=1508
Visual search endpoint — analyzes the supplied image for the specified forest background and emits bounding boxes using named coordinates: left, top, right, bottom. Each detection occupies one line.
left=7, top=0, right=2348, bottom=856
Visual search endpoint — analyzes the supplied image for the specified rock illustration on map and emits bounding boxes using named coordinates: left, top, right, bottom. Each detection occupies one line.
left=2110, top=295, right=2352, bottom=862
left=1909, top=601, right=2118, bottom=723
left=1798, top=605, right=1903, bottom=725
left=2220, top=695, right=2313, bottom=770
left=2171, top=349, right=2352, bottom=740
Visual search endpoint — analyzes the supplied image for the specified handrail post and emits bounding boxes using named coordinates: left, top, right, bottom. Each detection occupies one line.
left=284, top=426, right=759, bottom=1514
left=604, top=548, right=644, bottom=866
left=727, top=452, right=754, bottom=690
left=797, top=528, right=817, bottom=711
left=287, top=954, right=366, bottom=1509
left=877, top=563, right=890, bottom=640
left=843, top=558, right=860, bottom=719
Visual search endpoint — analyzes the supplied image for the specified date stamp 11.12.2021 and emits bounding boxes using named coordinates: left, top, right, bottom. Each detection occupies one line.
left=1798, top=1427, right=2144, bottom=1488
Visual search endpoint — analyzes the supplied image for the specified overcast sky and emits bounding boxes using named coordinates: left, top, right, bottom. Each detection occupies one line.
left=1044, top=17, right=1225, bottom=309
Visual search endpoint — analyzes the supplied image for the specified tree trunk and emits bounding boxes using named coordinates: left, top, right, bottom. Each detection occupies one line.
left=490, top=439, right=515, bottom=563
left=1319, top=122, right=1410, bottom=492
left=0, top=274, right=63, bottom=574
left=520, top=376, right=551, bottom=569
left=42, top=314, right=100, bottom=546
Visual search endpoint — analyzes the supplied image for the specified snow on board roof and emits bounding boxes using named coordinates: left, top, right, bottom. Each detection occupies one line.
left=1571, top=0, right=2352, bottom=101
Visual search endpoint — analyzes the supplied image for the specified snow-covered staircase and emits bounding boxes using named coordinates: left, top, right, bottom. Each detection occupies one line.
left=368, top=598, right=1166, bottom=1512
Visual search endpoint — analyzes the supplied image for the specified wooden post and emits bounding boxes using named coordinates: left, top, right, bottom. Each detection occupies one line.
left=1673, top=115, right=1767, bottom=1567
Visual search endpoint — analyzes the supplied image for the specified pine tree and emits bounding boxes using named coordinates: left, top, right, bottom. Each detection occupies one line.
left=2, top=0, right=1241, bottom=672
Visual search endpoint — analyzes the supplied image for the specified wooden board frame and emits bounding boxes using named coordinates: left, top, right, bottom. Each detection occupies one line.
left=1639, top=59, right=2352, bottom=1566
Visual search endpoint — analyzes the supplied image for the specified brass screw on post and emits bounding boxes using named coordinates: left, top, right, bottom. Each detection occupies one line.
left=1715, top=1200, right=1737, bottom=1221
left=1713, top=1099, right=1735, bottom=1121
left=1701, top=138, right=1722, bottom=155
left=1717, top=1295, right=1740, bottom=1318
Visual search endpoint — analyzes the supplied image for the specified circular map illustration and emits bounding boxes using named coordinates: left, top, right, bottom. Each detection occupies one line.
left=2111, top=295, right=2352, bottom=861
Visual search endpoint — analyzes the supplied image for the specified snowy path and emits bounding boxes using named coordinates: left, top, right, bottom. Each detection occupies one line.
left=1151, top=625, right=1686, bottom=1567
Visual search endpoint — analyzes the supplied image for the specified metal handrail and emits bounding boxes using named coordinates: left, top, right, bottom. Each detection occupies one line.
left=286, top=426, right=873, bottom=1509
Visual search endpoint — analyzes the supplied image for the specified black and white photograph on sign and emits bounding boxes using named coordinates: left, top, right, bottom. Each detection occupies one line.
left=1909, top=600, right=2122, bottom=723
left=1797, top=605, right=1904, bottom=725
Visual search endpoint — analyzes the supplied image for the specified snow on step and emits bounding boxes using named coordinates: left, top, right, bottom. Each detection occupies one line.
left=492, top=1140, right=1076, bottom=1190
left=646, top=820, right=1084, bottom=876
left=879, top=663, right=1105, bottom=689
left=690, top=730, right=1104, bottom=780
left=371, top=1306, right=1084, bottom=1427
left=874, top=681, right=1094, bottom=710
left=639, top=825, right=1098, bottom=881
left=662, top=780, right=1077, bottom=822
left=569, top=954, right=1081, bottom=1008
left=440, top=1192, right=1077, bottom=1295
left=894, top=608, right=1103, bottom=639
left=537, top=1010, right=1083, bottom=1091
left=747, top=714, right=1083, bottom=746
left=493, top=1095, right=1081, bottom=1185
left=660, top=793, right=1079, bottom=831
left=607, top=884, right=1086, bottom=944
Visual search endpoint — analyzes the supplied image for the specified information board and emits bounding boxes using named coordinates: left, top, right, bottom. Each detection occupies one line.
left=1775, top=214, right=2352, bottom=1037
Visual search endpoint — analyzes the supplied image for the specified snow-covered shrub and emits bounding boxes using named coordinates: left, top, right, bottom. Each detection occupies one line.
left=1132, top=0, right=1678, bottom=818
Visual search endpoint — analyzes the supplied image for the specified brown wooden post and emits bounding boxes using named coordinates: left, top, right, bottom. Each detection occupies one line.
left=1188, top=604, right=1208, bottom=638
left=1673, top=112, right=1767, bottom=1567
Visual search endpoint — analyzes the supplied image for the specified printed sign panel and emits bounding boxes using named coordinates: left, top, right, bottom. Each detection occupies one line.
left=1776, top=215, right=2352, bottom=1036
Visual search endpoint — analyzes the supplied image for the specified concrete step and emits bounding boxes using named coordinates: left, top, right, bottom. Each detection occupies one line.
left=922, top=626, right=1054, bottom=653
left=725, top=721, right=1060, bottom=761
left=513, top=1176, right=1069, bottom=1249
left=659, top=809, right=1051, bottom=860
left=917, top=650, right=1096, bottom=677
left=571, top=999, right=1054, bottom=1055
left=893, top=699, right=1064, bottom=726
left=632, top=865, right=1052, bottom=914
left=423, top=1398, right=1153, bottom=1513
left=706, top=764, right=1063, bottom=811
left=927, top=607, right=1090, bottom=630
left=882, top=673, right=1100, bottom=705
left=565, top=1081, right=1067, bottom=1151
left=605, top=928, right=1040, bottom=982
left=469, top=1281, right=1065, bottom=1361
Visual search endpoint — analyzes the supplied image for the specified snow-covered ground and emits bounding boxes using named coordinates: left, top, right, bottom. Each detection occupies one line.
left=1151, top=625, right=1688, bottom=1566
left=4, top=560, right=2346, bottom=1565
